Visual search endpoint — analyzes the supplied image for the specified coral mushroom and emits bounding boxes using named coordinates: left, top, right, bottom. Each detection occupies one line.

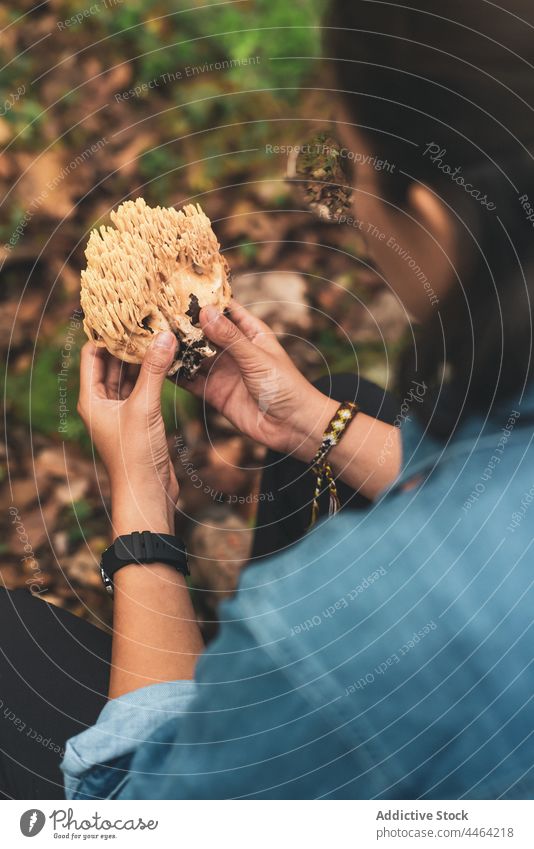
left=80, top=198, right=231, bottom=378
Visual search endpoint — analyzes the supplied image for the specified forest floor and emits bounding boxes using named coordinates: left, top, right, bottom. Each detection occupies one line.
left=1, top=1, right=407, bottom=635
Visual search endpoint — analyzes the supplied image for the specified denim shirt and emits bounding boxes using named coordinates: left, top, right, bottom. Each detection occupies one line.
left=62, top=387, right=534, bottom=799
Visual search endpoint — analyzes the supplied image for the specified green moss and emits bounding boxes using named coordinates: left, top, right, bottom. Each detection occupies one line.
left=237, top=241, right=258, bottom=262
left=5, top=324, right=199, bottom=450
left=63, top=498, right=100, bottom=545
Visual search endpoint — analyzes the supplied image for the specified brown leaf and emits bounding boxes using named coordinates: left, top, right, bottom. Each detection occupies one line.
left=62, top=545, right=102, bottom=588
left=188, top=511, right=253, bottom=598
left=232, top=271, right=312, bottom=335
left=0, top=478, right=41, bottom=512
left=13, top=150, right=89, bottom=220
left=9, top=498, right=61, bottom=553
left=199, top=437, right=249, bottom=495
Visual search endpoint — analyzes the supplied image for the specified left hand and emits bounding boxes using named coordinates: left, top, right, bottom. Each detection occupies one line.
left=174, top=301, right=337, bottom=461
left=77, top=332, right=179, bottom=534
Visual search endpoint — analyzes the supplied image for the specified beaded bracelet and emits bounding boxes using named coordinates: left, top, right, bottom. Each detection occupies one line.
left=309, top=401, right=359, bottom=527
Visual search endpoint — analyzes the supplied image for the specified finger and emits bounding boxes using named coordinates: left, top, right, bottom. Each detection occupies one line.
left=226, top=300, right=272, bottom=340
left=79, top=342, right=108, bottom=403
left=200, top=306, right=268, bottom=371
left=216, top=301, right=283, bottom=356
left=131, top=331, right=177, bottom=408
left=105, top=358, right=138, bottom=400
left=120, top=362, right=140, bottom=398
left=105, top=356, right=124, bottom=400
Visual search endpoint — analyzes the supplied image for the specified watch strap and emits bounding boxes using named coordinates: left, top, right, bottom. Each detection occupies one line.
left=100, top=531, right=189, bottom=595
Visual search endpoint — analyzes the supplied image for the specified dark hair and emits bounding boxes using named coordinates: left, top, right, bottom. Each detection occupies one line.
left=325, top=0, right=534, bottom=435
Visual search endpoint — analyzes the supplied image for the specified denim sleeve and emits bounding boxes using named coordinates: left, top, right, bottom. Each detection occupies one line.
left=63, top=496, right=439, bottom=800
left=60, top=420, right=433, bottom=801
left=113, top=544, right=395, bottom=801
left=121, top=614, right=357, bottom=800
left=61, top=681, right=197, bottom=799
left=62, top=560, right=376, bottom=800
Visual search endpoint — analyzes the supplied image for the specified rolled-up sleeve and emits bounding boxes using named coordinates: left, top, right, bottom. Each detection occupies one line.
left=59, top=573, right=352, bottom=800
left=60, top=509, right=418, bottom=800
left=61, top=680, right=197, bottom=799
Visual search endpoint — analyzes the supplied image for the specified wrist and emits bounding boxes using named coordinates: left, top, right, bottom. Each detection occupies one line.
left=290, top=390, right=339, bottom=463
left=111, top=487, right=174, bottom=536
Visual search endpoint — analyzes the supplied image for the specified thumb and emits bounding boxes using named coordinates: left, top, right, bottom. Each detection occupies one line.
left=132, top=331, right=176, bottom=405
left=201, top=306, right=263, bottom=370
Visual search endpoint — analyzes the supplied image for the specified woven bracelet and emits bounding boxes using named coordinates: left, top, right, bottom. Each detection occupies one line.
left=309, top=401, right=359, bottom=527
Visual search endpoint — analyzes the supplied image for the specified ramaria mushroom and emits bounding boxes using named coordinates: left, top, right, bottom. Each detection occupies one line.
left=80, top=198, right=232, bottom=378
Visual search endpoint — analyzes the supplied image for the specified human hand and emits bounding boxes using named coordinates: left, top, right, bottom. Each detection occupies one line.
left=77, top=332, right=179, bottom=535
left=176, top=301, right=337, bottom=461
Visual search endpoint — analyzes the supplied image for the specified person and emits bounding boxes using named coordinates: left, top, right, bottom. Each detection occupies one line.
left=2, top=0, right=534, bottom=799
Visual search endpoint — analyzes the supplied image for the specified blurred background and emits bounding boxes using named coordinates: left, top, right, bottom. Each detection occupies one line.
left=0, top=0, right=408, bottom=635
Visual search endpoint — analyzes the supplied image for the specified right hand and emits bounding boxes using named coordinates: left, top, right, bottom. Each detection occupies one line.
left=177, top=301, right=337, bottom=461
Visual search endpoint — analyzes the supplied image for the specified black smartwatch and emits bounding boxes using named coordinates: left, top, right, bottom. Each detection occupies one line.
left=100, top=531, right=189, bottom=595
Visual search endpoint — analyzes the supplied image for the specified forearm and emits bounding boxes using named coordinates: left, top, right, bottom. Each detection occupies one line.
left=292, top=392, right=401, bottom=500
left=108, top=492, right=204, bottom=700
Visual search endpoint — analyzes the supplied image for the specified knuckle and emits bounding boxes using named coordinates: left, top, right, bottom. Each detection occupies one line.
left=222, top=320, right=239, bottom=342
left=145, top=353, right=168, bottom=374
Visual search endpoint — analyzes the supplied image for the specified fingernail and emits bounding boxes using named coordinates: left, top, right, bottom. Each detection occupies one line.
left=152, top=331, right=175, bottom=349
